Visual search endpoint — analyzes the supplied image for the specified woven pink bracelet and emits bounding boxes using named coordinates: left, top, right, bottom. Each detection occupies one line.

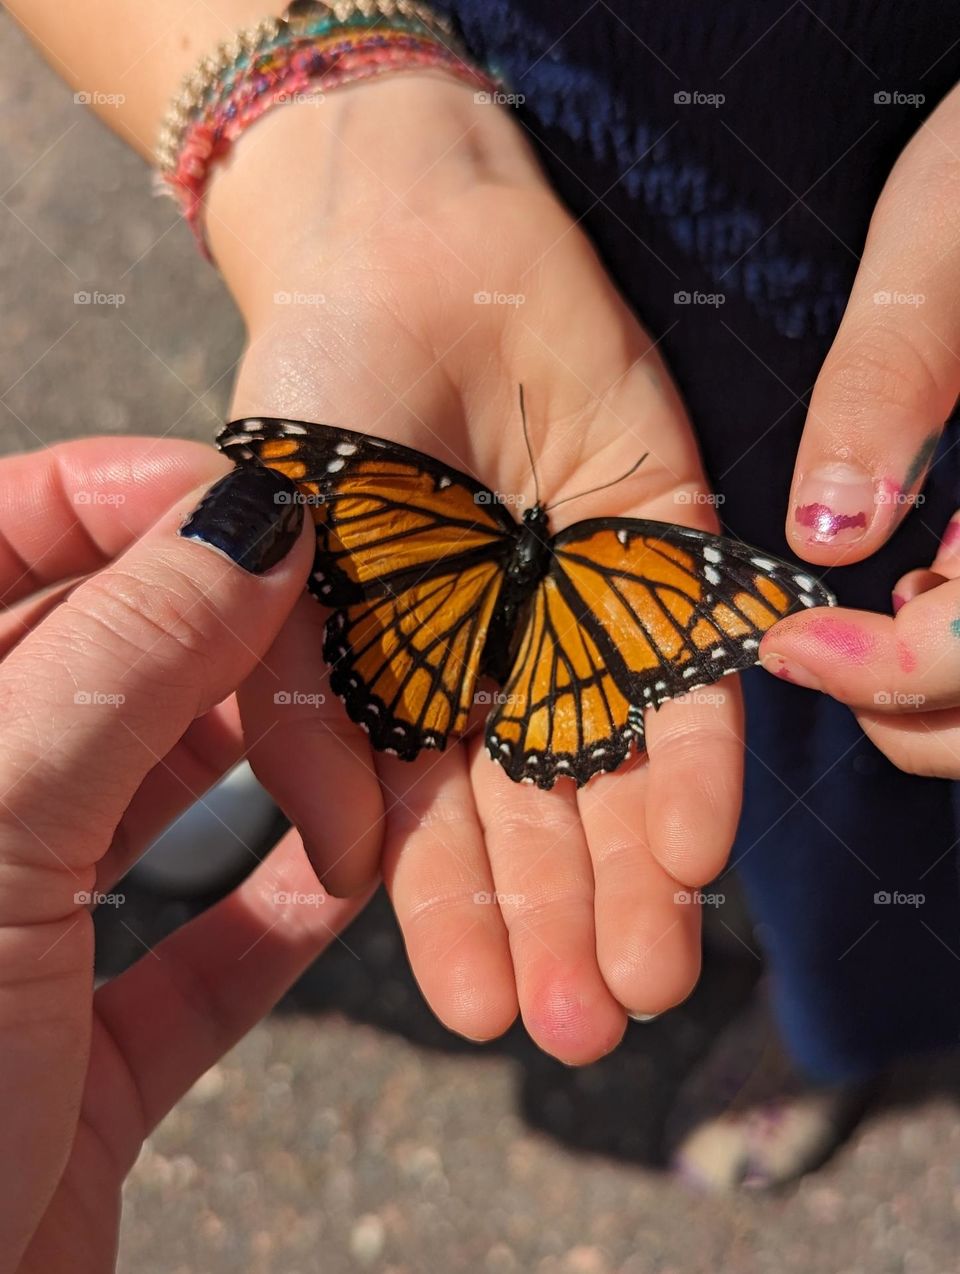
left=157, top=12, right=501, bottom=256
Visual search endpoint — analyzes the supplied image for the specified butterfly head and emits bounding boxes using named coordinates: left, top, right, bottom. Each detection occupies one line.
left=508, top=503, right=552, bottom=587
left=521, top=503, right=550, bottom=537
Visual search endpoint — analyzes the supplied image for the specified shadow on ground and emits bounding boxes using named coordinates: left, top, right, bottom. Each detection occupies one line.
left=95, top=871, right=960, bottom=1176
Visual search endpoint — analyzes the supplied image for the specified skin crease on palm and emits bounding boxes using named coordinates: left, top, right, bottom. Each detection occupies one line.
left=201, top=77, right=748, bottom=1065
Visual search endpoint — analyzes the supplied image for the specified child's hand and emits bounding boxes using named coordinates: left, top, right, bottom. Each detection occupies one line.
left=761, top=526, right=960, bottom=778
left=765, top=80, right=960, bottom=779
left=207, top=77, right=748, bottom=1064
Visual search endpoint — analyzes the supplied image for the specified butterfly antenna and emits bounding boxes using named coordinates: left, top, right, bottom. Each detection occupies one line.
left=519, top=384, right=542, bottom=508
left=544, top=451, right=650, bottom=513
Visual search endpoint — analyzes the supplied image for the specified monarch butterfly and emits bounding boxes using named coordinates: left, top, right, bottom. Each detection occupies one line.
left=217, top=406, right=834, bottom=789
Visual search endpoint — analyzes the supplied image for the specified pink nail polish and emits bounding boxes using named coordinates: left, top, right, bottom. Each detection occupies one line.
left=940, top=520, right=960, bottom=555
left=793, top=463, right=874, bottom=545
left=760, top=655, right=822, bottom=691
left=892, top=592, right=907, bottom=614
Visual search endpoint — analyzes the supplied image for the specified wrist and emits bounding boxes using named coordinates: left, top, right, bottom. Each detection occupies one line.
left=204, top=74, right=545, bottom=320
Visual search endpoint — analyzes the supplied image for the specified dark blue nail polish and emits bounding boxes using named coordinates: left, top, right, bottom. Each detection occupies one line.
left=179, top=466, right=304, bottom=574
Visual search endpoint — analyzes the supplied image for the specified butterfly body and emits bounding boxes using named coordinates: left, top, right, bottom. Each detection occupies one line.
left=217, top=416, right=835, bottom=790
left=480, top=503, right=551, bottom=685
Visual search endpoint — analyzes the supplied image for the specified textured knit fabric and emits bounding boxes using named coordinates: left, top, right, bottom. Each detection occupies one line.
left=436, top=0, right=960, bottom=1080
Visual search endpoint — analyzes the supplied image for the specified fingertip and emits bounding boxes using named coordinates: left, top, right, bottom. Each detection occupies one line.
left=521, top=965, right=626, bottom=1065
left=891, top=568, right=947, bottom=615
left=644, top=698, right=743, bottom=886
left=429, top=953, right=519, bottom=1043
left=599, top=896, right=702, bottom=1019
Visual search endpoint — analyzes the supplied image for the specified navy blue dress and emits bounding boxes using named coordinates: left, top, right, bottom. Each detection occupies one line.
left=438, top=0, right=960, bottom=1080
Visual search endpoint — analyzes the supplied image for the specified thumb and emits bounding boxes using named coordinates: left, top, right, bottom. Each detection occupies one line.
left=0, top=462, right=312, bottom=1267
left=0, top=463, right=314, bottom=903
left=787, top=84, right=960, bottom=565
left=759, top=582, right=960, bottom=715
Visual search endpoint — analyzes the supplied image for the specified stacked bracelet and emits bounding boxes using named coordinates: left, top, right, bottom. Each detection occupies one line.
left=155, top=0, right=502, bottom=254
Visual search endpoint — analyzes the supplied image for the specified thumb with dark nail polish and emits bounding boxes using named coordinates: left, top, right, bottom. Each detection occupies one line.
left=179, top=465, right=305, bottom=575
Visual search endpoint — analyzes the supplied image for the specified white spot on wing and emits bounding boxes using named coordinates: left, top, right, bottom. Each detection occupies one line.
left=326, top=458, right=346, bottom=473
left=703, top=546, right=722, bottom=564
left=705, top=565, right=721, bottom=586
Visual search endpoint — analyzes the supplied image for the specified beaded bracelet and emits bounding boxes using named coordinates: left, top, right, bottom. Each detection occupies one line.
left=155, top=0, right=502, bottom=255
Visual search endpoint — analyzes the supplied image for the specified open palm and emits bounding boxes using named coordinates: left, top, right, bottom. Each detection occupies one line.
left=229, top=173, right=746, bottom=1063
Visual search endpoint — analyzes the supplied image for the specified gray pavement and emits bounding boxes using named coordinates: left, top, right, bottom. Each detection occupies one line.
left=2, top=14, right=960, bottom=1273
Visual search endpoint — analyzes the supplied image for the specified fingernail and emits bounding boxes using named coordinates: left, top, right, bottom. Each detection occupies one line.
left=892, top=592, right=907, bottom=615
left=793, top=462, right=874, bottom=545
left=179, top=466, right=303, bottom=574
left=628, top=1011, right=662, bottom=1023
left=760, top=654, right=822, bottom=691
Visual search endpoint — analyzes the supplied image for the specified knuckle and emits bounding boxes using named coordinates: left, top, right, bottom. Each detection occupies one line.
left=505, top=889, right=589, bottom=933
left=386, top=796, right=478, bottom=841
left=882, top=151, right=960, bottom=242
left=486, top=803, right=579, bottom=845
left=823, top=323, right=946, bottom=421
left=65, top=566, right=215, bottom=680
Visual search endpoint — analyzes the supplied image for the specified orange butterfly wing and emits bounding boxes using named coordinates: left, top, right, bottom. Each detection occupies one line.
left=218, top=418, right=515, bottom=756
left=486, top=520, right=833, bottom=788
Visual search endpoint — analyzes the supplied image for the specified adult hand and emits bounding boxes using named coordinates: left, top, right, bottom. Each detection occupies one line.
left=762, top=82, right=960, bottom=779
left=0, top=439, right=368, bottom=1273
left=203, top=76, right=747, bottom=1063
